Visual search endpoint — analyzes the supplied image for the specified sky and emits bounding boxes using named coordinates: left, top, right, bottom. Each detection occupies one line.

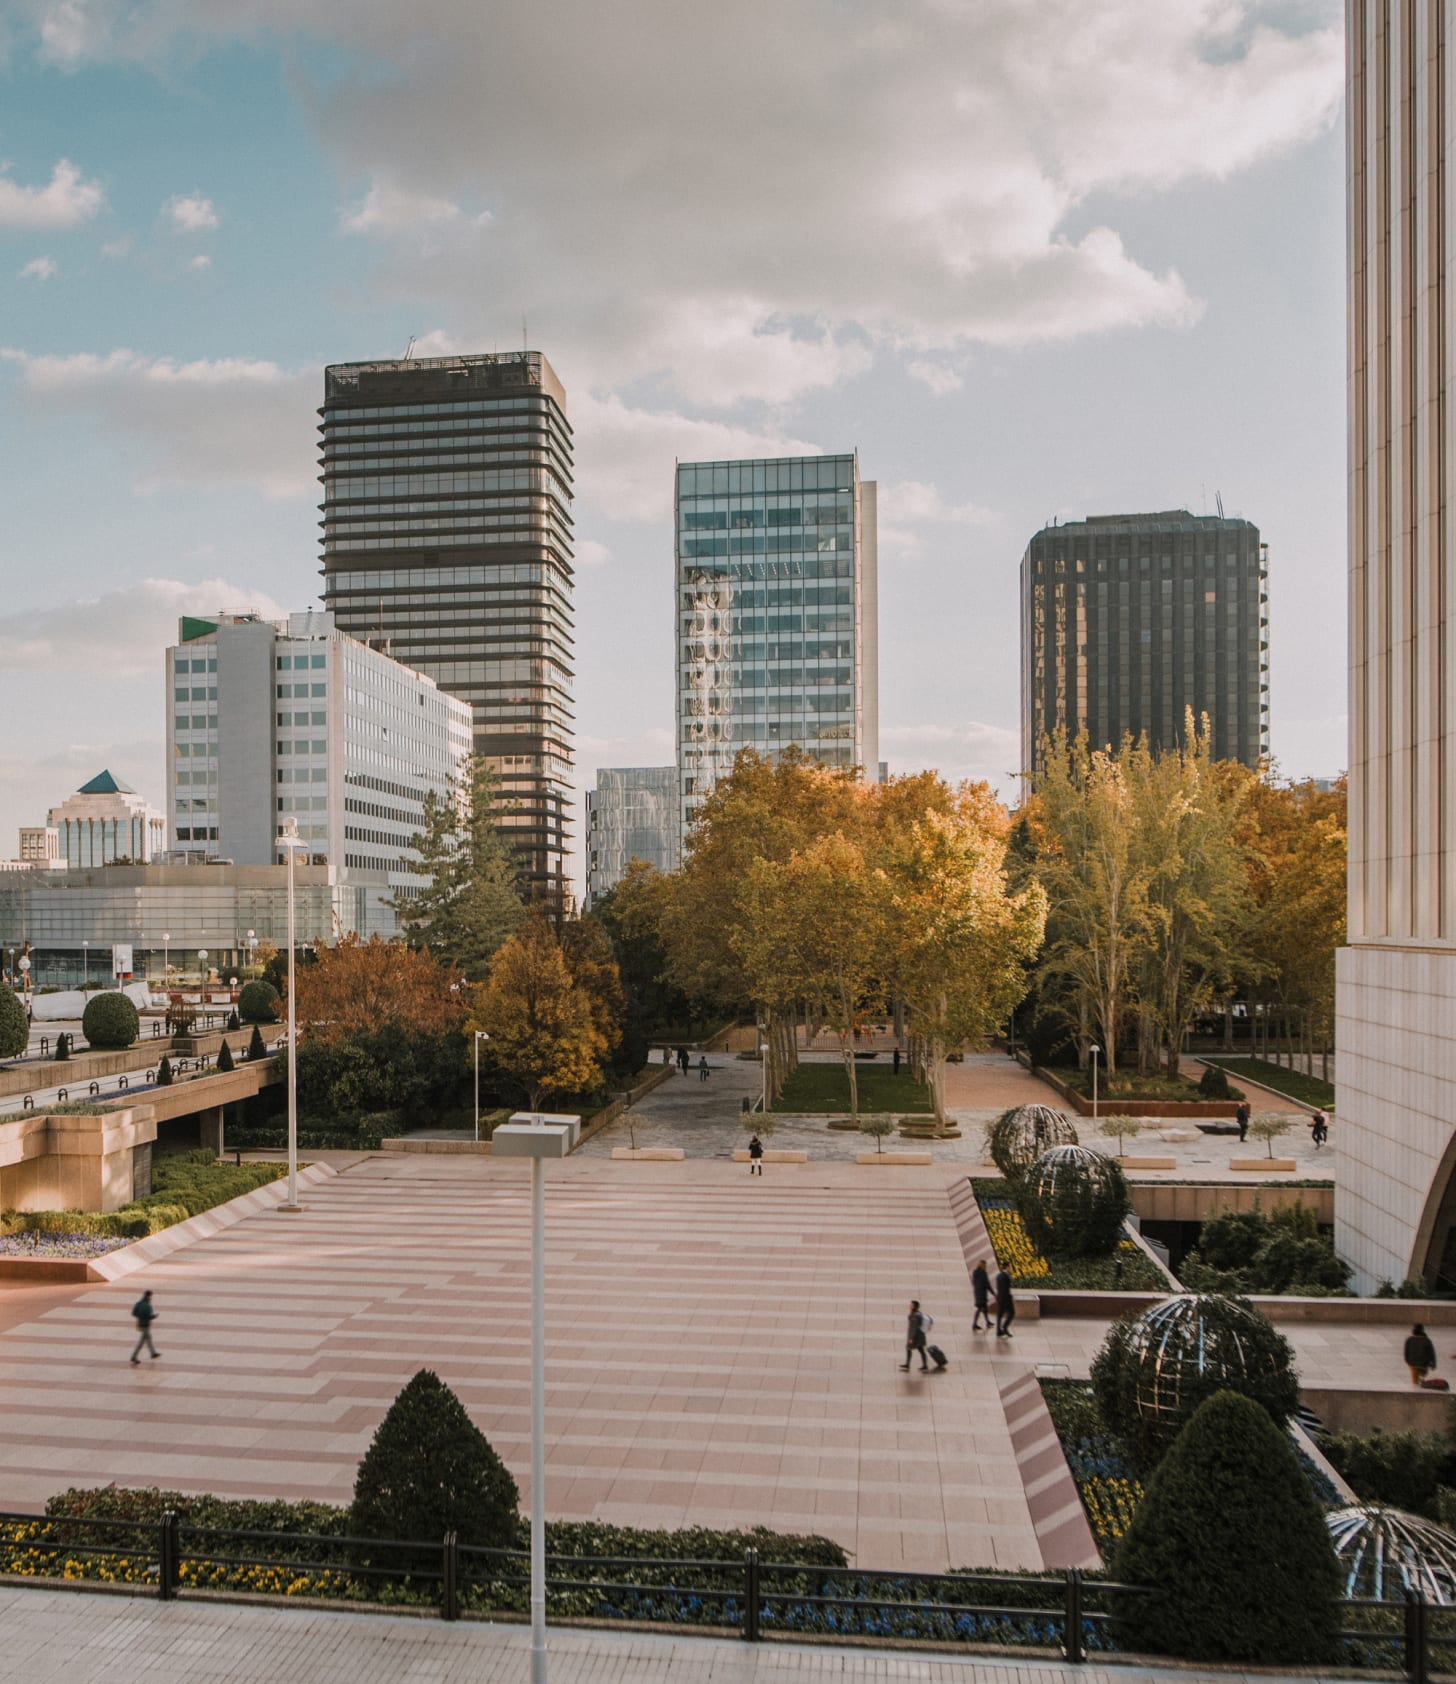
left=0, top=0, right=1349, bottom=892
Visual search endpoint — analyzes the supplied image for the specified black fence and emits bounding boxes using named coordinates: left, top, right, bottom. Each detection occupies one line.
left=0, top=1508, right=1452, bottom=1678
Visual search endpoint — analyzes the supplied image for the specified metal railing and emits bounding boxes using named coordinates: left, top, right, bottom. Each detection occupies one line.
left=0, top=1508, right=1450, bottom=1676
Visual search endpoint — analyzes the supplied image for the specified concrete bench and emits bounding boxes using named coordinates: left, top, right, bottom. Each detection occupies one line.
left=610, top=1147, right=685, bottom=1161
left=856, top=1151, right=934, bottom=1165
left=731, top=1149, right=808, bottom=1163
left=1231, top=1157, right=1298, bottom=1172
left=1119, top=1156, right=1178, bottom=1171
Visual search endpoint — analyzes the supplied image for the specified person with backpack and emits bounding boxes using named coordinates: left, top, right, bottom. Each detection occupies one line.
left=130, top=1290, right=160, bottom=1365
left=747, top=1133, right=764, bottom=1175
left=901, top=1299, right=932, bottom=1371
left=1310, top=1110, right=1329, bottom=1147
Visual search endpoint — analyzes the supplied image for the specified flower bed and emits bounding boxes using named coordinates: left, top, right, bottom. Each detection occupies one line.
left=1040, top=1380, right=1144, bottom=1555
left=970, top=1182, right=1169, bottom=1291
left=0, top=1230, right=131, bottom=1259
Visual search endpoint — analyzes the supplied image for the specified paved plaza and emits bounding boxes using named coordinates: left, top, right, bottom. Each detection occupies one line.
left=0, top=1584, right=1340, bottom=1684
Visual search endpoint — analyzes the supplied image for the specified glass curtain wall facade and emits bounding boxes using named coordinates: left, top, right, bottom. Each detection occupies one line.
left=584, top=767, right=680, bottom=907
left=319, top=352, right=575, bottom=904
left=1019, top=510, right=1269, bottom=778
left=675, top=454, right=878, bottom=839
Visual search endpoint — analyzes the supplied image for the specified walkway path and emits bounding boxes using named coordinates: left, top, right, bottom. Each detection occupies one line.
left=0, top=1584, right=1330, bottom=1684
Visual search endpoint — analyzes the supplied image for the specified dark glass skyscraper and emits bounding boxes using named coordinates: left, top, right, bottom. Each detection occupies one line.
left=1019, top=510, right=1269, bottom=777
left=319, top=352, right=574, bottom=902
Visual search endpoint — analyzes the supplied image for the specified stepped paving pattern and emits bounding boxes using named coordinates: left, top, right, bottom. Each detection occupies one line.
left=0, top=1157, right=1044, bottom=1571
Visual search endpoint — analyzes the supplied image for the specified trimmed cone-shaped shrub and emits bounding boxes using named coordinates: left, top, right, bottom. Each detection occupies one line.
left=226, top=1008, right=240, bottom=1032
left=1115, top=1390, right=1341, bottom=1663
left=82, top=990, right=139, bottom=1050
left=1198, top=1063, right=1232, bottom=1099
left=55, top=1031, right=70, bottom=1061
left=247, top=1025, right=267, bottom=1061
left=0, top=985, right=27, bottom=1060
left=352, top=1369, right=520, bottom=1554
left=1092, top=1294, right=1299, bottom=1471
left=156, top=1055, right=173, bottom=1087
left=237, top=980, right=281, bottom=1024
left=216, top=1039, right=235, bottom=1073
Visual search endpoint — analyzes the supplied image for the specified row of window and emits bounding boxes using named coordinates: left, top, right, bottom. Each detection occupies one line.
left=277, top=654, right=328, bottom=670
left=680, top=579, right=856, bottom=603
left=681, top=502, right=853, bottom=530
left=322, top=423, right=549, bottom=445
left=174, top=687, right=217, bottom=703
left=324, top=471, right=571, bottom=504
left=681, top=535, right=853, bottom=559
left=173, top=656, right=217, bottom=674
left=677, top=458, right=854, bottom=496
left=323, top=396, right=553, bottom=421
left=277, top=684, right=327, bottom=699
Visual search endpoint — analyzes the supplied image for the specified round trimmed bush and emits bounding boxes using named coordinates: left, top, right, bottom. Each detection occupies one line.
left=1198, top=1062, right=1233, bottom=1099
left=1092, top=1293, right=1299, bottom=1469
left=82, top=990, right=139, bottom=1050
left=987, top=1103, right=1079, bottom=1185
left=1115, top=1390, right=1340, bottom=1663
left=352, top=1369, right=520, bottom=1554
left=0, top=986, right=27, bottom=1060
left=237, top=980, right=281, bottom=1024
left=1018, top=1144, right=1130, bottom=1257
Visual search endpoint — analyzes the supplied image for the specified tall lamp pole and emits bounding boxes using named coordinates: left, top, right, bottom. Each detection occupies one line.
left=277, top=818, right=304, bottom=1212
left=473, top=1031, right=490, bottom=1143
left=81, top=939, right=88, bottom=990
left=491, top=1111, right=581, bottom=1684
left=1089, top=1044, right=1101, bottom=1120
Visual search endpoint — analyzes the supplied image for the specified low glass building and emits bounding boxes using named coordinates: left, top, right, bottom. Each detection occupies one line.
left=584, top=767, right=679, bottom=907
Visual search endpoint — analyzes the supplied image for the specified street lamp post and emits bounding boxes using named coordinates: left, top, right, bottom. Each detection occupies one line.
left=473, top=1031, right=490, bottom=1143
left=81, top=940, right=88, bottom=991
left=492, top=1112, right=580, bottom=1684
left=198, top=950, right=208, bottom=987
left=162, top=933, right=170, bottom=984
left=277, top=819, right=305, bottom=1212
left=1089, top=1044, right=1101, bottom=1120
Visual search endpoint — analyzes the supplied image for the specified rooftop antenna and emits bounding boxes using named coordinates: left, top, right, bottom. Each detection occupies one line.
left=1215, top=489, right=1225, bottom=519
left=522, top=314, right=528, bottom=353
left=404, top=335, right=416, bottom=360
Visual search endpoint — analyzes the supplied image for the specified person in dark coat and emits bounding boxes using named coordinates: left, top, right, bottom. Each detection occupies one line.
left=130, top=1289, right=160, bottom=1364
left=1236, top=1102, right=1250, bottom=1143
left=747, top=1133, right=764, bottom=1175
left=698, top=1054, right=710, bottom=1082
left=900, top=1299, right=930, bottom=1371
left=994, top=1268, right=1015, bottom=1338
left=1406, top=1323, right=1437, bottom=1387
left=1310, top=1110, right=1329, bottom=1147
left=892, top=1048, right=901, bottom=1076
left=971, top=1259, right=993, bottom=1331
left=677, top=1046, right=689, bottom=1074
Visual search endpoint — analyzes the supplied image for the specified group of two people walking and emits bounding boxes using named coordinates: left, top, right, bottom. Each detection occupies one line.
left=901, top=1263, right=1015, bottom=1371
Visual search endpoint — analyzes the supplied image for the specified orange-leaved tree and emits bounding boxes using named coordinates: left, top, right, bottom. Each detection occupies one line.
left=291, top=933, right=469, bottom=1044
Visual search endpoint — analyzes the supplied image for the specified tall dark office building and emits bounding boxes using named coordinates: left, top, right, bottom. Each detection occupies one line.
left=319, top=352, right=574, bottom=901
left=1019, top=510, right=1269, bottom=778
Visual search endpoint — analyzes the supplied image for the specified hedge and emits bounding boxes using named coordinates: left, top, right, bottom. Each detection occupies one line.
left=0, top=985, right=27, bottom=1060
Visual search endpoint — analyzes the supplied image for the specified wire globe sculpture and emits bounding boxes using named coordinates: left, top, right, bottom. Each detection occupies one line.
left=988, top=1103, right=1079, bottom=1182
left=1021, top=1144, right=1130, bottom=1257
left=1125, top=1295, right=1294, bottom=1430
left=1327, top=1505, right=1456, bottom=1604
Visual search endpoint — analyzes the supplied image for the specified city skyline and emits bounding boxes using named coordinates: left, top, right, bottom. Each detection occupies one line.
left=0, top=4, right=1349, bottom=892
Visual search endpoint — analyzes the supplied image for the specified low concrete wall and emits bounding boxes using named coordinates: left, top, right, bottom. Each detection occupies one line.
left=1301, top=1386, right=1456, bottom=1435
left=1129, top=1181, right=1335, bottom=1224
left=0, top=1106, right=158, bottom=1213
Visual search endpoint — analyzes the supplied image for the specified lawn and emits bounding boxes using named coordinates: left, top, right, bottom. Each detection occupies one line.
left=768, top=1061, right=932, bottom=1114
left=1199, top=1057, right=1334, bottom=1112
left=1046, top=1066, right=1237, bottom=1103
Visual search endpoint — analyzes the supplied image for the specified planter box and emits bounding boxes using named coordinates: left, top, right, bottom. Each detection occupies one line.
left=1031, top=1063, right=1239, bottom=1119
left=855, top=1151, right=933, bottom=1165
left=381, top=1138, right=491, bottom=1154
left=1118, top=1156, right=1178, bottom=1170
left=1231, top=1157, right=1298, bottom=1172
left=610, top=1147, right=685, bottom=1161
left=731, top=1149, right=808, bottom=1163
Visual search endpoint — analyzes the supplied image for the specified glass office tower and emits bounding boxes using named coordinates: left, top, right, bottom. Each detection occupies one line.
left=1019, top=510, right=1269, bottom=778
left=675, top=453, right=878, bottom=840
left=319, top=351, right=574, bottom=904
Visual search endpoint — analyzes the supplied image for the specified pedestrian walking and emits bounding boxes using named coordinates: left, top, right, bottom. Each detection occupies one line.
left=971, top=1259, right=992, bottom=1331
left=698, top=1055, right=709, bottom=1082
left=1406, top=1322, right=1438, bottom=1387
left=748, top=1133, right=764, bottom=1175
left=892, top=1048, right=901, bottom=1076
left=994, top=1268, right=1016, bottom=1338
left=1236, top=1102, right=1250, bottom=1144
left=677, top=1046, right=689, bottom=1075
left=1310, top=1110, right=1329, bottom=1147
left=662, top=1044, right=671, bottom=1067
left=129, top=1290, right=160, bottom=1364
left=900, top=1299, right=931, bottom=1371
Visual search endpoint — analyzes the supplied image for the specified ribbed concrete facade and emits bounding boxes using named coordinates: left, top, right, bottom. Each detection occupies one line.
left=1338, top=0, right=1456, bottom=1290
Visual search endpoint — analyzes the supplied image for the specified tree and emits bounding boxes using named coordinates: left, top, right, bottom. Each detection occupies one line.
left=1097, top=1115, right=1141, bottom=1157
left=859, top=1115, right=895, bottom=1154
left=238, top=980, right=281, bottom=1024
left=216, top=1039, right=235, bottom=1073
left=55, top=1031, right=70, bottom=1061
left=559, top=915, right=629, bottom=1078
left=1114, top=1391, right=1340, bottom=1663
left=883, top=786, right=1047, bottom=1126
left=82, top=991, right=139, bottom=1049
left=246, top=1025, right=267, bottom=1062
left=156, top=1055, right=174, bottom=1086
left=352, top=1369, right=520, bottom=1554
left=1249, top=1113, right=1292, bottom=1159
left=291, top=934, right=468, bottom=1045
left=592, top=860, right=699, bottom=1038
left=390, top=755, right=524, bottom=979
left=0, top=986, right=27, bottom=1061
left=467, top=913, right=607, bottom=1109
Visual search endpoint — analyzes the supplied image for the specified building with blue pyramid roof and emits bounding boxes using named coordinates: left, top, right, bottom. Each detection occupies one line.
left=46, top=772, right=166, bottom=867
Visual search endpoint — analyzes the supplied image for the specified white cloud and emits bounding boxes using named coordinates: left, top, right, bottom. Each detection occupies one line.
left=907, top=360, right=963, bottom=395
left=164, top=193, right=218, bottom=232
left=188, top=253, right=211, bottom=271
left=880, top=480, right=995, bottom=526
left=340, top=177, right=489, bottom=236
left=19, top=255, right=57, bottom=281
left=0, top=576, right=289, bottom=679
left=575, top=539, right=612, bottom=569
left=0, top=740, right=169, bottom=833
left=880, top=721, right=1022, bottom=797
left=0, top=347, right=316, bottom=498
left=0, top=158, right=103, bottom=229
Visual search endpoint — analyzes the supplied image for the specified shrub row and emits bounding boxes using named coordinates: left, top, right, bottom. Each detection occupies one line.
left=3, top=1152, right=285, bottom=1240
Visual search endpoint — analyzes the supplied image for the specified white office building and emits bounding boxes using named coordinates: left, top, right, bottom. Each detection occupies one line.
left=1337, top=3, right=1456, bottom=1291
left=47, top=772, right=166, bottom=867
left=165, top=609, right=472, bottom=907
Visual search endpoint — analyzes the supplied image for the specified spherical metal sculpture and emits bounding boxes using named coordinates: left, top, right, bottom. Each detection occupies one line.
left=1020, top=1144, right=1130, bottom=1257
left=1327, top=1505, right=1456, bottom=1604
left=987, top=1103, right=1079, bottom=1182
left=1125, top=1294, right=1294, bottom=1430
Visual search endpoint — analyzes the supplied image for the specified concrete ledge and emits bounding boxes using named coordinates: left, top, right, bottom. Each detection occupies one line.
left=1119, top=1156, right=1177, bottom=1170
left=381, top=1138, right=491, bottom=1154
left=856, top=1151, right=933, bottom=1165
left=610, top=1147, right=685, bottom=1161
left=1231, top=1157, right=1298, bottom=1171
left=731, top=1149, right=808, bottom=1163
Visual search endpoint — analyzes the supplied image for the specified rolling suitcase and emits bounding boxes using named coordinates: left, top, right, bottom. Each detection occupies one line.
left=928, top=1345, right=948, bottom=1370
